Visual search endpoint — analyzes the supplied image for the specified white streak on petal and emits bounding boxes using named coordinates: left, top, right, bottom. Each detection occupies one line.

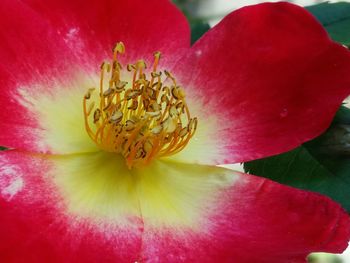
left=0, top=166, right=24, bottom=201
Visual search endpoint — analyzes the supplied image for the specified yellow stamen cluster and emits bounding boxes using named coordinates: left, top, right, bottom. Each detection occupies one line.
left=83, top=42, right=197, bottom=169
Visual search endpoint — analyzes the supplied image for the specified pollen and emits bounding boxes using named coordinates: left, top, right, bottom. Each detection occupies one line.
left=83, top=42, right=197, bottom=169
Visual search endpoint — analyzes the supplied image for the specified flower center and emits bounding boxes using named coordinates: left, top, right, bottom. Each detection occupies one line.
left=83, top=42, right=197, bottom=169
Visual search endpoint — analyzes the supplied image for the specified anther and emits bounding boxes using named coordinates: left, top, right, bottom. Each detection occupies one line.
left=93, top=109, right=101, bottom=123
left=136, top=60, right=146, bottom=70
left=110, top=111, right=123, bottom=124
left=128, top=100, right=138, bottom=110
left=82, top=43, right=197, bottom=168
left=113, top=42, right=125, bottom=54
left=103, top=88, right=114, bottom=97
left=101, top=62, right=111, bottom=72
left=84, top=88, right=95, bottom=100
left=127, top=64, right=136, bottom=71
left=151, top=71, right=162, bottom=78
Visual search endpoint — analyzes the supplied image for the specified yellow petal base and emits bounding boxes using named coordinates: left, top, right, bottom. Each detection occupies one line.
left=52, top=151, right=237, bottom=228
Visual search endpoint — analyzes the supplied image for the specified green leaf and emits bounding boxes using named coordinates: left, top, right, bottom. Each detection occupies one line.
left=333, top=105, right=350, bottom=124
left=244, top=106, right=350, bottom=212
left=244, top=145, right=350, bottom=212
left=172, top=0, right=210, bottom=45
left=307, top=2, right=350, bottom=46
left=191, top=22, right=210, bottom=44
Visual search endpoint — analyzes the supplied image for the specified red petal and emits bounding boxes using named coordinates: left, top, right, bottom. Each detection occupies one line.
left=0, top=0, right=190, bottom=152
left=174, top=3, right=350, bottom=164
left=139, top=168, right=350, bottom=263
left=1, top=151, right=349, bottom=262
left=0, top=68, right=102, bottom=153
left=0, top=0, right=88, bottom=81
left=22, top=0, right=190, bottom=66
left=0, top=1, right=82, bottom=151
left=0, top=151, right=142, bottom=262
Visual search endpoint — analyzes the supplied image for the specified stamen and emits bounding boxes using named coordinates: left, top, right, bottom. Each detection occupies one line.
left=83, top=42, right=197, bottom=169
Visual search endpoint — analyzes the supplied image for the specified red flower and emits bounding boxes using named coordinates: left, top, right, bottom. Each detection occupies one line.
left=1, top=1, right=350, bottom=262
